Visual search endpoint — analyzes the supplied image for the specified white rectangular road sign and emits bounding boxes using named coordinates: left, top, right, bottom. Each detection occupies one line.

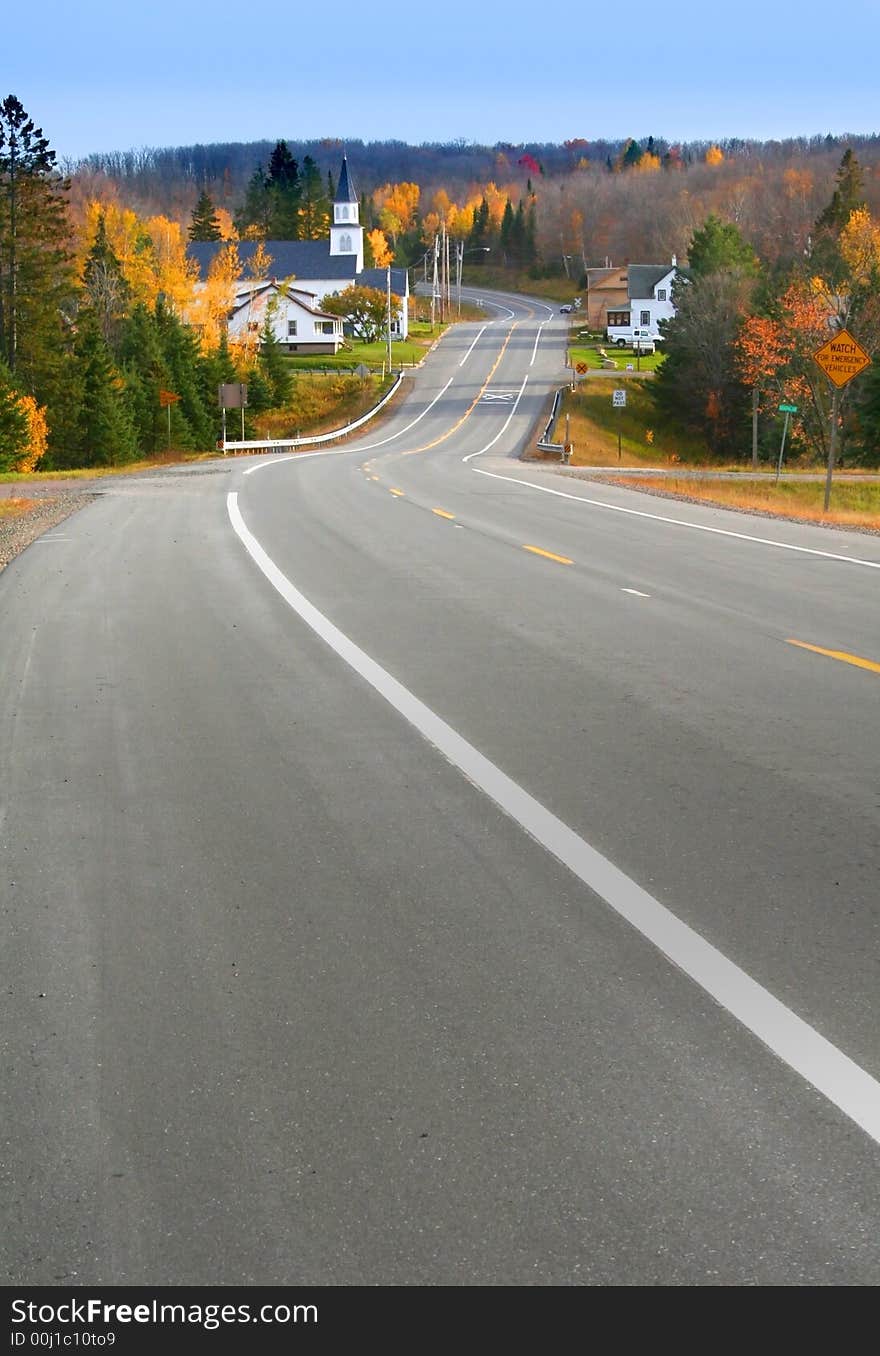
left=612, top=389, right=627, bottom=407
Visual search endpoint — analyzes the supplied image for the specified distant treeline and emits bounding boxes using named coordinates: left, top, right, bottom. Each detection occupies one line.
left=67, top=132, right=880, bottom=199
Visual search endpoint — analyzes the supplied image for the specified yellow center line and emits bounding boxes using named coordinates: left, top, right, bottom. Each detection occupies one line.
left=389, top=487, right=405, bottom=497
left=787, top=638, right=880, bottom=675
left=432, top=508, right=455, bottom=520
left=402, top=322, right=519, bottom=456
left=523, top=544, right=573, bottom=566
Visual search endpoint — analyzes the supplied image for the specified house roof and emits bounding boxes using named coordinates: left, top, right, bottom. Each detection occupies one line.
left=188, top=239, right=359, bottom=283
left=230, top=282, right=339, bottom=321
left=335, top=156, right=358, bottom=204
left=359, top=267, right=409, bottom=295
left=585, top=267, right=627, bottom=289
left=627, top=265, right=674, bottom=300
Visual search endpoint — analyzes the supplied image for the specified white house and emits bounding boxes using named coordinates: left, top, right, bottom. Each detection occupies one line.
left=605, top=261, right=677, bottom=343
left=189, top=156, right=410, bottom=342
left=228, top=282, right=344, bottom=354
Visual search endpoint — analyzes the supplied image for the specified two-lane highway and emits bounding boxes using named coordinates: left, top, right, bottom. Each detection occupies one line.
left=2, top=290, right=879, bottom=1284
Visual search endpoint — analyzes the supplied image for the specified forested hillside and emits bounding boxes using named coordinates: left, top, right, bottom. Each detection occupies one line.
left=69, top=132, right=880, bottom=271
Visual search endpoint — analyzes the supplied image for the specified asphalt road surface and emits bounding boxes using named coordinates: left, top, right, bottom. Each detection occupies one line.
left=2, top=290, right=879, bottom=1285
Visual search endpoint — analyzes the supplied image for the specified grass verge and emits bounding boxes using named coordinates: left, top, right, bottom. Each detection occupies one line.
left=554, top=380, right=698, bottom=467
left=612, top=476, right=880, bottom=529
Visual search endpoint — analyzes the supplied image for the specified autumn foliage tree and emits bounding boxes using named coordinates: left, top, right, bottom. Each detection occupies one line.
left=321, top=284, right=400, bottom=343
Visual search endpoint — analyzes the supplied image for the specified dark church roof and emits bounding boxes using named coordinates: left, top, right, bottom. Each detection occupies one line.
left=335, top=156, right=358, bottom=204
left=188, top=239, right=359, bottom=284
left=360, top=267, right=409, bottom=295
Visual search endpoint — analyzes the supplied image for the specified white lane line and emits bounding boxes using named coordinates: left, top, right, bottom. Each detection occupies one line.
left=472, top=468, right=880, bottom=572
left=461, top=375, right=529, bottom=463
left=459, top=327, right=487, bottom=367
left=530, top=322, right=547, bottom=367
left=244, top=378, right=457, bottom=475
left=228, top=488, right=880, bottom=1148
left=622, top=587, right=651, bottom=597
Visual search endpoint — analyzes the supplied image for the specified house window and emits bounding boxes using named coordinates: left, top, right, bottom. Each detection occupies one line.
left=640, top=310, right=651, bottom=326
left=317, top=321, right=335, bottom=335
left=339, top=233, right=352, bottom=252
left=608, top=310, right=630, bottom=327
left=287, top=319, right=297, bottom=337
left=657, top=289, right=667, bottom=301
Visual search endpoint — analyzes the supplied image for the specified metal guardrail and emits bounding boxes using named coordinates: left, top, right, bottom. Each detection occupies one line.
left=220, top=372, right=405, bottom=455
left=535, top=387, right=569, bottom=462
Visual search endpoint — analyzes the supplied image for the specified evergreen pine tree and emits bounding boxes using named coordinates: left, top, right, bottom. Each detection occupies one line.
left=0, top=95, right=75, bottom=432
left=0, top=357, right=29, bottom=471
left=188, top=189, right=223, bottom=242
left=69, top=311, right=138, bottom=466
left=83, top=211, right=130, bottom=346
left=117, top=303, right=171, bottom=453
left=266, top=140, right=301, bottom=238
left=298, top=156, right=330, bottom=240
left=235, top=165, right=272, bottom=238
left=154, top=298, right=215, bottom=448
left=258, top=317, right=292, bottom=407
left=815, top=148, right=865, bottom=235
left=499, top=200, right=515, bottom=265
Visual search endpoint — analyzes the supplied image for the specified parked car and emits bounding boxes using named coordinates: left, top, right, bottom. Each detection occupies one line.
left=560, top=304, right=573, bottom=313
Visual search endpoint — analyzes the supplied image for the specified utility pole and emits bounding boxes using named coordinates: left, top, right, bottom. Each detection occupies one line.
left=430, top=236, right=439, bottom=329
left=386, top=263, right=393, bottom=374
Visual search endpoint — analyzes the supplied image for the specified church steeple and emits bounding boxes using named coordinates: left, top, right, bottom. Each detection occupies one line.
left=329, top=155, right=363, bottom=271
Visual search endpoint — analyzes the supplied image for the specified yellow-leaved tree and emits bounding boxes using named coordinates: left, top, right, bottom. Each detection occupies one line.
left=187, top=241, right=240, bottom=352
left=367, top=229, right=393, bottom=268
left=77, top=202, right=197, bottom=313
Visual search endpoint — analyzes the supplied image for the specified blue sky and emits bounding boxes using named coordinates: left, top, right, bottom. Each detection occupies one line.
left=6, top=0, right=880, bottom=161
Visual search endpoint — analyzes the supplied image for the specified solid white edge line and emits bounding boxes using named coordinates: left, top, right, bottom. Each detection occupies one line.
left=227, top=488, right=880, bottom=1147
left=471, top=468, right=880, bottom=571
left=244, top=377, right=457, bottom=474
left=459, top=327, right=487, bottom=366
left=530, top=322, right=546, bottom=367
left=461, top=375, right=530, bottom=463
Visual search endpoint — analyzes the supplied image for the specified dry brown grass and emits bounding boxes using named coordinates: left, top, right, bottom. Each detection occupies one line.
left=0, top=497, right=39, bottom=519
left=612, top=476, right=880, bottom=529
left=251, top=375, right=391, bottom=441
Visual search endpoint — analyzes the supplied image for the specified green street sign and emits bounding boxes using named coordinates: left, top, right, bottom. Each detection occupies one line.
left=778, top=403, right=798, bottom=413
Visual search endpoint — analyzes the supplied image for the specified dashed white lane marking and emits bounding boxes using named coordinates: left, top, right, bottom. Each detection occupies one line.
left=227, top=488, right=880, bottom=1148
left=622, top=587, right=651, bottom=597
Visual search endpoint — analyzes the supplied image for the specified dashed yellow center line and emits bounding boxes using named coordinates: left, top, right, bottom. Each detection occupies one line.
left=523, top=544, right=573, bottom=566
left=787, top=638, right=880, bottom=675
left=389, top=487, right=405, bottom=497
left=432, top=508, right=455, bottom=520
left=403, top=322, right=519, bottom=456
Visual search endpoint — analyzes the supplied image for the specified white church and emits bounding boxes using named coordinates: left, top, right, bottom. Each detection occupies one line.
left=188, top=156, right=409, bottom=354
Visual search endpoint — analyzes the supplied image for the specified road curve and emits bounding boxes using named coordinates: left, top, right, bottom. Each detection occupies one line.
left=2, top=290, right=879, bottom=1285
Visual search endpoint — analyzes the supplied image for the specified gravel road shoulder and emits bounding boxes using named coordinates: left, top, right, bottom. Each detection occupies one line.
left=0, top=493, right=97, bottom=572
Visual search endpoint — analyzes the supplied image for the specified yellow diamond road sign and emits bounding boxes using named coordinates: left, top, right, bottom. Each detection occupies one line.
left=813, top=329, right=871, bottom=388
